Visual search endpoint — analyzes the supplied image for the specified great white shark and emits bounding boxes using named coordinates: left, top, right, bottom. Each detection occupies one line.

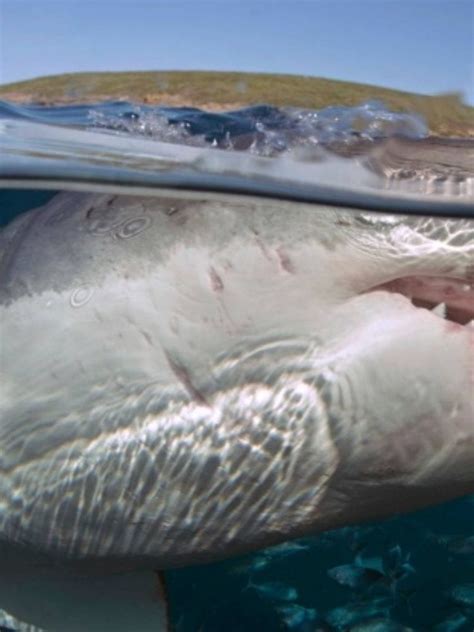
left=0, top=189, right=473, bottom=630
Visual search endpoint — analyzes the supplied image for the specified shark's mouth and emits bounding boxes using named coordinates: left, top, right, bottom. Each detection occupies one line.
left=374, top=276, right=474, bottom=327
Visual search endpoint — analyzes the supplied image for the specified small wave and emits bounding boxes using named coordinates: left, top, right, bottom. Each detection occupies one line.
left=87, top=100, right=428, bottom=156
left=0, top=99, right=428, bottom=155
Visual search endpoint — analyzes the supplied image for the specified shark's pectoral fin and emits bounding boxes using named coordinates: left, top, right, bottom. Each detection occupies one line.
left=0, top=568, right=170, bottom=631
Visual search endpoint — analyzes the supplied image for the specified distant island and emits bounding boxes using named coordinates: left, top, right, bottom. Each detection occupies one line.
left=1, top=70, right=473, bottom=137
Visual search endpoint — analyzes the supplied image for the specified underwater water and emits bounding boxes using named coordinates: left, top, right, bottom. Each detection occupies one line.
left=166, top=498, right=474, bottom=631
left=0, top=100, right=473, bottom=632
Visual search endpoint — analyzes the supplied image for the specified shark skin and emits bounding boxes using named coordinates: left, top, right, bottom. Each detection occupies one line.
left=0, top=190, right=473, bottom=630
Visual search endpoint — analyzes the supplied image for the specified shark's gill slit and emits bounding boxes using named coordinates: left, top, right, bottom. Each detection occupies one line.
left=371, top=276, right=474, bottom=326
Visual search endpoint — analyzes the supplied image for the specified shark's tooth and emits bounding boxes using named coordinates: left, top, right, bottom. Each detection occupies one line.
left=431, top=302, right=446, bottom=318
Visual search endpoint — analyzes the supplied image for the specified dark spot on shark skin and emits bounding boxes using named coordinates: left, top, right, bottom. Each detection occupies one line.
left=276, top=246, right=295, bottom=274
left=160, top=199, right=194, bottom=225
left=209, top=266, right=224, bottom=292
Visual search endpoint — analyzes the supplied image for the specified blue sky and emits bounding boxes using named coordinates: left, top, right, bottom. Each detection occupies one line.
left=1, top=0, right=473, bottom=103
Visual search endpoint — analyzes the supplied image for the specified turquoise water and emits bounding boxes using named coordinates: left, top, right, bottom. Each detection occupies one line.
left=167, top=498, right=474, bottom=631
left=0, top=101, right=473, bottom=631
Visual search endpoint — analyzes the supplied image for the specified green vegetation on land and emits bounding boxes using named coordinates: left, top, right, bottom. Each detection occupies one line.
left=1, top=70, right=473, bottom=136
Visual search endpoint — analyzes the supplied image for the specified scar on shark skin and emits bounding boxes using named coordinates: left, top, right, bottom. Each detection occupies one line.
left=164, top=350, right=209, bottom=406
left=209, top=266, right=224, bottom=292
left=139, top=329, right=154, bottom=347
left=276, top=246, right=295, bottom=274
left=251, top=228, right=273, bottom=262
left=85, top=196, right=115, bottom=219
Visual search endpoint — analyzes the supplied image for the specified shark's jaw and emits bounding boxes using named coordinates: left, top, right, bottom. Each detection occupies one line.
left=0, top=191, right=473, bottom=570
left=372, top=275, right=473, bottom=327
